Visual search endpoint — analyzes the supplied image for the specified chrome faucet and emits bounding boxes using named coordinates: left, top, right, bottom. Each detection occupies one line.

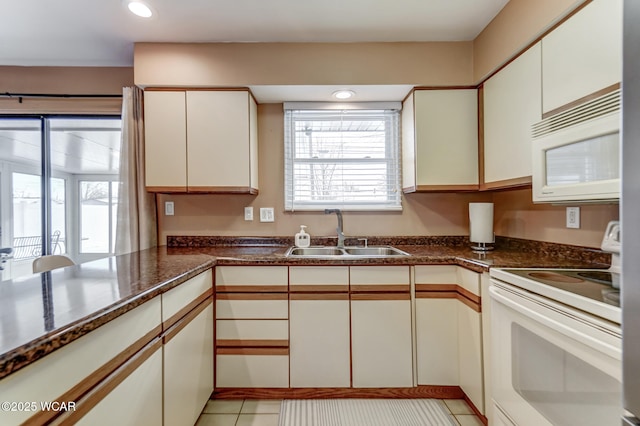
left=324, top=209, right=345, bottom=248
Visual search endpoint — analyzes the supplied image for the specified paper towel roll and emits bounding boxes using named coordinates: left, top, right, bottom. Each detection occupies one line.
left=469, top=203, right=494, bottom=244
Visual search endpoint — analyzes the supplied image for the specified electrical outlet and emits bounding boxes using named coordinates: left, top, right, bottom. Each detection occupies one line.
left=165, top=201, right=174, bottom=216
left=244, top=206, right=254, bottom=221
left=566, top=207, right=580, bottom=229
left=260, top=207, right=275, bottom=222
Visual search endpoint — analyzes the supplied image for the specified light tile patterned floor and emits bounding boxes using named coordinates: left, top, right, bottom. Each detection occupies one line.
left=196, top=399, right=484, bottom=426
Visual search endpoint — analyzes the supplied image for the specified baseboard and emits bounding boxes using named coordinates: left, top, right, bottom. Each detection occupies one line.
left=212, top=385, right=465, bottom=400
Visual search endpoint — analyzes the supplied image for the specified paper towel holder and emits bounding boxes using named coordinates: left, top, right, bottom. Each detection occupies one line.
left=469, top=202, right=495, bottom=252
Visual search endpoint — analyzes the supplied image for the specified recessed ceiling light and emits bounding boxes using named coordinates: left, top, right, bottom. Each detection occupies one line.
left=127, top=1, right=153, bottom=18
left=333, top=90, right=355, bottom=100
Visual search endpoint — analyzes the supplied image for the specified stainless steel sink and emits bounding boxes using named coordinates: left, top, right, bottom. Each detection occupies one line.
left=287, top=247, right=345, bottom=256
left=343, top=247, right=409, bottom=256
left=285, top=245, right=410, bottom=258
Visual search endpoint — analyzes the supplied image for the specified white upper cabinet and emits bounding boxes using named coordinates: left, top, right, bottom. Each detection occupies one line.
left=541, top=0, right=622, bottom=114
left=482, top=42, right=542, bottom=188
left=144, top=89, right=259, bottom=194
left=402, top=89, right=478, bottom=192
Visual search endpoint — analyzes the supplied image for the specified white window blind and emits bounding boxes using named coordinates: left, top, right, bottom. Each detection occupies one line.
left=284, top=107, right=402, bottom=211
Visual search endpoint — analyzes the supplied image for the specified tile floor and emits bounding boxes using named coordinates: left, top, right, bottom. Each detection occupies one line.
left=196, top=398, right=484, bottom=426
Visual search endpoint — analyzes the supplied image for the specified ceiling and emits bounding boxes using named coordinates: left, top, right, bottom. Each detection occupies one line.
left=1, top=0, right=509, bottom=67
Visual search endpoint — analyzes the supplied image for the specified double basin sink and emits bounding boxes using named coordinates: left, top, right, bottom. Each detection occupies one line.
left=285, top=245, right=410, bottom=258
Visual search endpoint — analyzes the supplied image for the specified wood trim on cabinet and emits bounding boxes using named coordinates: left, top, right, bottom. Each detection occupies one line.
left=411, top=184, right=480, bottom=192
left=215, top=285, right=288, bottom=294
left=415, top=284, right=481, bottom=312
left=163, top=289, right=213, bottom=331
left=350, top=293, right=411, bottom=301
left=187, top=186, right=259, bottom=194
left=212, top=385, right=465, bottom=400
left=216, top=347, right=289, bottom=356
left=146, top=186, right=188, bottom=193
left=163, top=297, right=213, bottom=344
left=216, top=339, right=289, bottom=348
left=47, top=338, right=163, bottom=426
left=290, top=293, right=349, bottom=301
left=23, top=325, right=163, bottom=426
left=480, top=176, right=532, bottom=191
left=478, top=86, right=485, bottom=186
left=289, top=284, right=349, bottom=293
left=541, top=82, right=621, bottom=119
left=350, top=284, right=410, bottom=293
left=216, top=292, right=289, bottom=300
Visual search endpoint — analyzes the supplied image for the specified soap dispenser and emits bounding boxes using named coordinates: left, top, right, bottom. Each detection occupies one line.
left=295, top=225, right=311, bottom=248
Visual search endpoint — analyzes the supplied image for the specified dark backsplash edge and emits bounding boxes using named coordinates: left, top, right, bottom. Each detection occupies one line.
left=167, top=235, right=612, bottom=265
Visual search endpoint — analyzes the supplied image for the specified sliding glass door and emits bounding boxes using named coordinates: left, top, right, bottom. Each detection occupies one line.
left=0, top=115, right=121, bottom=280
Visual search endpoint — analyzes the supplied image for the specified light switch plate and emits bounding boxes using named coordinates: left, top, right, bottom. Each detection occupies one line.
left=244, top=206, right=254, bottom=221
left=566, top=207, right=580, bottom=228
left=165, top=201, right=174, bottom=216
left=260, top=207, right=275, bottom=222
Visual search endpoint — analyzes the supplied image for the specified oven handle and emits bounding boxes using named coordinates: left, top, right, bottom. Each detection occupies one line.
left=490, top=284, right=621, bottom=360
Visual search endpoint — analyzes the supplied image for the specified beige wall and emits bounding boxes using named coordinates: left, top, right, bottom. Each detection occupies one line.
left=472, top=0, right=586, bottom=82
left=0, top=66, right=133, bottom=113
left=157, top=104, right=493, bottom=242
left=157, top=104, right=619, bottom=249
left=134, top=42, right=474, bottom=87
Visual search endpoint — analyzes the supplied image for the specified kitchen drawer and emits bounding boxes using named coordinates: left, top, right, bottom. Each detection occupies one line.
left=216, top=319, right=288, bottom=341
left=216, top=296, right=288, bottom=319
left=414, top=265, right=457, bottom=284
left=456, top=267, right=481, bottom=297
left=289, top=266, right=349, bottom=286
left=350, top=265, right=410, bottom=285
left=162, top=269, right=213, bottom=323
left=215, top=266, right=288, bottom=291
left=216, top=354, right=289, bottom=388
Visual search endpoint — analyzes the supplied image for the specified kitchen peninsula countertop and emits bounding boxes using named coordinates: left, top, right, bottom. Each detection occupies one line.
left=0, top=236, right=610, bottom=380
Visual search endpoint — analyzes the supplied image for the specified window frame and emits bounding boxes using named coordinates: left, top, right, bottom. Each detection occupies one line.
left=283, top=103, right=402, bottom=212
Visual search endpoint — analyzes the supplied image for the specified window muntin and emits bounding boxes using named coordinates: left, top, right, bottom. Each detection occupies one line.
left=284, top=108, right=401, bottom=211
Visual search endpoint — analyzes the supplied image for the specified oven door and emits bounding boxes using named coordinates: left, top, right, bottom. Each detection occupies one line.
left=490, top=280, right=622, bottom=426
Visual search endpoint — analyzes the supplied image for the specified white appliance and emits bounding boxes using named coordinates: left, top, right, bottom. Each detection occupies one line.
left=489, top=221, right=622, bottom=425
left=531, top=89, right=621, bottom=203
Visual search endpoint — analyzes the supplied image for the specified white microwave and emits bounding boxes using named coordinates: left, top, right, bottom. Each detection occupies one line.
left=532, top=89, right=621, bottom=203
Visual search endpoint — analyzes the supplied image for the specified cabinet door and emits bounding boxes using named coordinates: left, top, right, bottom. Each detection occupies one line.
left=458, top=301, right=484, bottom=415
left=164, top=301, right=214, bottom=426
left=187, top=90, right=257, bottom=192
left=351, top=299, right=413, bottom=388
left=76, top=342, right=163, bottom=426
left=542, top=0, right=622, bottom=113
left=289, top=266, right=350, bottom=387
left=350, top=265, right=412, bottom=388
left=483, top=42, right=541, bottom=187
left=290, top=298, right=351, bottom=388
left=403, top=89, right=478, bottom=192
left=415, top=298, right=458, bottom=385
left=144, top=90, right=187, bottom=191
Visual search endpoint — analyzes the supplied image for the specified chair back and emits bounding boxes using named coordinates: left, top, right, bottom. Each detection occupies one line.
left=33, top=255, right=76, bottom=274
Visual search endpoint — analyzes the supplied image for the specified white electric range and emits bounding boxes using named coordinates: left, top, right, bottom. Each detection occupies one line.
left=488, top=221, right=622, bottom=426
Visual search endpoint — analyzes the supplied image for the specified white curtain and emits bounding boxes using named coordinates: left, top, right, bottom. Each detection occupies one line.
left=115, top=87, right=157, bottom=254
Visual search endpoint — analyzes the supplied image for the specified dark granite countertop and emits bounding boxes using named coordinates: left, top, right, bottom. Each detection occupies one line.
left=0, top=235, right=610, bottom=380
left=0, top=247, right=214, bottom=380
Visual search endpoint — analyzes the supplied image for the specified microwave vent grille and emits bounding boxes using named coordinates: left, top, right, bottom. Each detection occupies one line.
left=532, top=89, right=620, bottom=139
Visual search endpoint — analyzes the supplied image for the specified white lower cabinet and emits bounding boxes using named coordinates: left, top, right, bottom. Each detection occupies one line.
left=164, top=302, right=214, bottom=426
left=350, top=266, right=413, bottom=388
left=414, top=266, right=484, bottom=414
left=77, top=345, right=163, bottom=426
left=416, top=298, right=458, bottom=385
left=289, top=266, right=351, bottom=388
left=215, top=265, right=290, bottom=388
left=458, top=300, right=484, bottom=413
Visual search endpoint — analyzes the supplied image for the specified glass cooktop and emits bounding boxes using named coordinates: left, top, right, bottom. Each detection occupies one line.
left=501, top=269, right=620, bottom=308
